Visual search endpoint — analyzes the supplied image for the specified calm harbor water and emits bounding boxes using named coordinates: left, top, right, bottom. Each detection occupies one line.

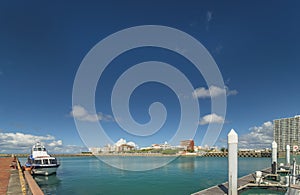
left=21, top=156, right=274, bottom=195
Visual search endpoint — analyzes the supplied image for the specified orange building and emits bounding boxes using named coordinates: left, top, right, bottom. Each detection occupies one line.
left=180, top=140, right=194, bottom=152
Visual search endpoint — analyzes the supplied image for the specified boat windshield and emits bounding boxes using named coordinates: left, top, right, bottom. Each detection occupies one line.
left=33, top=147, right=46, bottom=151
left=50, top=159, right=57, bottom=164
left=43, top=159, right=49, bottom=164
left=34, top=160, right=42, bottom=164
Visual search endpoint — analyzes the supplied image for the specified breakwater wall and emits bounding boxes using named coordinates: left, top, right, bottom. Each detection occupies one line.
left=203, top=151, right=271, bottom=158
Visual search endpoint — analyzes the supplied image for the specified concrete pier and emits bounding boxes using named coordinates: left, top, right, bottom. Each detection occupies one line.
left=0, top=157, right=23, bottom=194
left=192, top=136, right=285, bottom=195
left=0, top=157, right=13, bottom=194
left=191, top=167, right=279, bottom=195
left=0, top=157, right=44, bottom=195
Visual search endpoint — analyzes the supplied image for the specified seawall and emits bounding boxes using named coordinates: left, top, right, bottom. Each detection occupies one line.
left=203, top=151, right=271, bottom=158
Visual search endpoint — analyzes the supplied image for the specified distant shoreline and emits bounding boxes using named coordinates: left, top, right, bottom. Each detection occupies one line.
left=0, top=151, right=278, bottom=158
left=0, top=153, right=181, bottom=157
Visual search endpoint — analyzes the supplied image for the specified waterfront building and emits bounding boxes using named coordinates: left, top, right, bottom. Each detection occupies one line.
left=151, top=142, right=172, bottom=150
left=89, top=147, right=101, bottom=154
left=117, top=144, right=135, bottom=152
left=274, top=115, right=300, bottom=151
left=180, top=140, right=194, bottom=151
left=101, top=144, right=116, bottom=153
left=151, top=144, right=162, bottom=150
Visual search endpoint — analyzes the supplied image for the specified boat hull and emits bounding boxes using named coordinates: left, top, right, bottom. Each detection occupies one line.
left=26, top=142, right=60, bottom=176
left=31, top=166, right=59, bottom=176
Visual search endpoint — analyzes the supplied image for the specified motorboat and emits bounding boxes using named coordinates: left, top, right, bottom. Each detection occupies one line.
left=25, top=142, right=60, bottom=175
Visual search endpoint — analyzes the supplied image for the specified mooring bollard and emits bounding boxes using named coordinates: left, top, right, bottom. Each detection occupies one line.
left=286, top=145, right=290, bottom=166
left=272, top=141, right=277, bottom=174
left=228, top=129, right=238, bottom=195
left=292, top=159, right=296, bottom=185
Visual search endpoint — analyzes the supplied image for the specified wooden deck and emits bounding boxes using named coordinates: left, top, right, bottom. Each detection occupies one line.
left=192, top=168, right=272, bottom=195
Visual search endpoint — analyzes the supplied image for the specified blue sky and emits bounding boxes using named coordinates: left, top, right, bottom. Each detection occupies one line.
left=0, top=1, right=299, bottom=153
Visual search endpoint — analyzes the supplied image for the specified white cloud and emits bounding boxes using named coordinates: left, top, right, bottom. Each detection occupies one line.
left=48, top=140, right=63, bottom=147
left=239, top=121, right=273, bottom=149
left=199, top=113, right=225, bottom=125
left=193, top=85, right=238, bottom=99
left=0, top=132, right=54, bottom=149
left=114, top=138, right=137, bottom=148
left=0, top=132, right=87, bottom=154
left=50, top=144, right=87, bottom=154
left=70, top=105, right=114, bottom=122
left=226, top=87, right=238, bottom=96
left=193, top=85, right=224, bottom=98
left=71, top=105, right=87, bottom=118
left=115, top=138, right=127, bottom=147
left=205, top=11, right=213, bottom=31
left=127, top=141, right=137, bottom=147
left=206, top=11, right=213, bottom=22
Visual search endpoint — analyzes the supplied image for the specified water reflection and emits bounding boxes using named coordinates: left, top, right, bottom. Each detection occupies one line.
left=177, top=157, right=195, bottom=172
left=33, top=174, right=61, bottom=194
left=99, top=156, right=179, bottom=171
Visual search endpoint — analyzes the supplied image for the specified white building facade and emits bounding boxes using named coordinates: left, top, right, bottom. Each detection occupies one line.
left=274, top=115, right=300, bottom=151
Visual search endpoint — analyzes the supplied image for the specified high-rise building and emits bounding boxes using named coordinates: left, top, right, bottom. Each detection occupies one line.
left=274, top=115, right=300, bottom=151
left=180, top=140, right=194, bottom=152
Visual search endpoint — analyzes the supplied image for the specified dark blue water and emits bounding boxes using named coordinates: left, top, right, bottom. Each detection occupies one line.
left=21, top=156, right=271, bottom=195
